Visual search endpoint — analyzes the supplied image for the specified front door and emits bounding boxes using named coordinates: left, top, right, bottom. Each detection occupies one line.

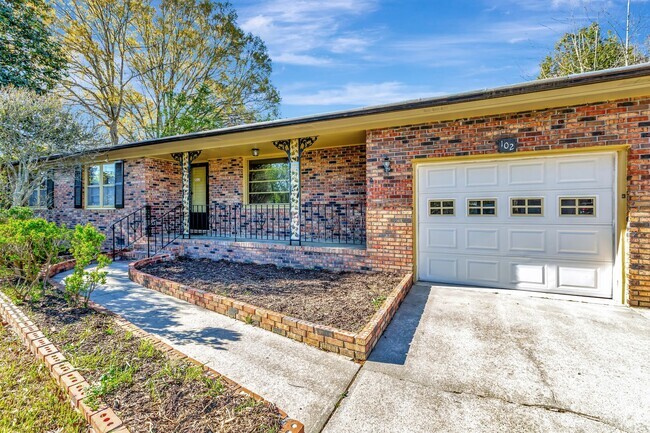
left=190, top=164, right=208, bottom=232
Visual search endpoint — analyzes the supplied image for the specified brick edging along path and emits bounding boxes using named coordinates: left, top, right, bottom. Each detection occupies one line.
left=0, top=291, right=128, bottom=433
left=2, top=259, right=304, bottom=433
left=129, top=254, right=414, bottom=361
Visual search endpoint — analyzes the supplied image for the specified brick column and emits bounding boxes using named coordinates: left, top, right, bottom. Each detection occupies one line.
left=171, top=151, right=201, bottom=236
left=273, top=136, right=317, bottom=244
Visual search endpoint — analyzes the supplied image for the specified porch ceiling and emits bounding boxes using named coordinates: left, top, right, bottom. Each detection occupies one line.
left=109, top=129, right=367, bottom=161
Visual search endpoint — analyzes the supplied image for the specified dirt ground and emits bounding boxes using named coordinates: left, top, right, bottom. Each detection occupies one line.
left=141, top=258, right=404, bottom=332
left=23, top=293, right=283, bottom=433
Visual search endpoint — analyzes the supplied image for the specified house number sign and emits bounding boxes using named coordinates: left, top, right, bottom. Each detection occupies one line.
left=497, top=138, right=518, bottom=153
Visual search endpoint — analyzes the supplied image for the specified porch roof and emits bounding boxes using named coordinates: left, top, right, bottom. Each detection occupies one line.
left=90, top=63, right=650, bottom=162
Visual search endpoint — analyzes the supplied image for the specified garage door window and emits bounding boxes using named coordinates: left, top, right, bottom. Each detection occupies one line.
left=559, top=197, right=596, bottom=216
left=511, top=198, right=543, bottom=216
left=468, top=199, right=497, bottom=216
left=429, top=199, right=455, bottom=216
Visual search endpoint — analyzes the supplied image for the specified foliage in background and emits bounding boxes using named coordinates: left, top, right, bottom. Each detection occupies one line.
left=0, top=0, right=67, bottom=92
left=0, top=86, right=100, bottom=208
left=65, top=224, right=110, bottom=307
left=0, top=208, right=69, bottom=301
left=57, top=0, right=280, bottom=145
left=539, top=22, right=647, bottom=79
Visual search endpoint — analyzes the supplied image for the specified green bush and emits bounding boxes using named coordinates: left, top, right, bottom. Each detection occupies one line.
left=64, top=224, right=111, bottom=307
left=0, top=212, right=69, bottom=301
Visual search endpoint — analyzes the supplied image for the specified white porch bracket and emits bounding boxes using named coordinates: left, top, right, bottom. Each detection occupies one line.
left=272, top=136, right=318, bottom=245
left=171, top=150, right=201, bottom=237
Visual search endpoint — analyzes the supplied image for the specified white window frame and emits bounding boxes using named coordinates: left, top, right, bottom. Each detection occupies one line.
left=510, top=197, right=544, bottom=216
left=85, top=162, right=116, bottom=209
left=559, top=196, right=597, bottom=217
left=246, top=157, right=290, bottom=205
left=467, top=198, right=498, bottom=216
left=428, top=199, right=455, bottom=216
left=28, top=180, right=48, bottom=209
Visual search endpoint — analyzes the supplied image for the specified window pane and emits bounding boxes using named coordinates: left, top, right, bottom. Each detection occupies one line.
left=512, top=199, right=525, bottom=206
left=483, top=208, right=496, bottom=215
left=468, top=208, right=481, bottom=215
left=28, top=190, right=38, bottom=207
left=529, top=207, right=542, bottom=215
left=103, top=187, right=115, bottom=206
left=88, top=186, right=100, bottom=206
left=39, top=188, right=47, bottom=207
left=483, top=201, right=496, bottom=208
left=430, top=208, right=441, bottom=215
left=528, top=199, right=542, bottom=206
left=102, top=163, right=115, bottom=185
left=249, top=192, right=290, bottom=204
left=88, top=166, right=100, bottom=185
left=512, top=207, right=526, bottom=215
left=578, top=207, right=594, bottom=215
left=578, top=198, right=594, bottom=206
left=430, top=201, right=441, bottom=208
left=442, top=208, right=454, bottom=215
left=561, top=208, right=576, bottom=215
left=561, top=198, right=575, bottom=207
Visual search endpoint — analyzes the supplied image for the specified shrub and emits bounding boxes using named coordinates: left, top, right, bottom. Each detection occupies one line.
left=64, top=224, right=111, bottom=307
left=0, top=212, right=69, bottom=301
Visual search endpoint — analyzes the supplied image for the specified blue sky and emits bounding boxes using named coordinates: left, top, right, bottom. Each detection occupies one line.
left=236, top=0, right=650, bottom=119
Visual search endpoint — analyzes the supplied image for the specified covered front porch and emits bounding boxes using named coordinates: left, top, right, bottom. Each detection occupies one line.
left=109, top=132, right=368, bottom=261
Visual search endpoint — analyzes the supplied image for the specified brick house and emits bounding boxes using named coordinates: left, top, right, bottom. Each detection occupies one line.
left=38, top=65, right=650, bottom=307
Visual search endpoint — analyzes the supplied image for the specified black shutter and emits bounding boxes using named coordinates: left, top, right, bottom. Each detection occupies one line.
left=114, top=161, right=124, bottom=209
left=74, top=166, right=83, bottom=209
left=46, top=173, right=54, bottom=209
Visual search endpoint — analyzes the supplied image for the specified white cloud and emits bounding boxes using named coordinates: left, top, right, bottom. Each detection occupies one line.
left=282, top=82, right=446, bottom=106
left=239, top=0, right=378, bottom=66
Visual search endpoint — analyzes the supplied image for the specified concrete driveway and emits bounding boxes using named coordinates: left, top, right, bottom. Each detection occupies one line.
left=324, top=284, right=650, bottom=433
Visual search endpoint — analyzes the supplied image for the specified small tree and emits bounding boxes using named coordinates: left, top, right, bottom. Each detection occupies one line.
left=0, top=208, right=69, bottom=301
left=65, top=224, right=111, bottom=307
left=0, top=86, right=101, bottom=207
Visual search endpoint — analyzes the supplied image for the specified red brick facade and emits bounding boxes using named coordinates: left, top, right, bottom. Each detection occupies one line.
left=42, top=96, right=650, bottom=306
left=365, top=97, right=650, bottom=306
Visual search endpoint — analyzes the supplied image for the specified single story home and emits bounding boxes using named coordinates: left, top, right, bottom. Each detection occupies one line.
left=36, top=64, right=650, bottom=307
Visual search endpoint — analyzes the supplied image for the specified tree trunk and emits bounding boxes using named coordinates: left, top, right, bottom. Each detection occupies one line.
left=109, top=121, right=119, bottom=146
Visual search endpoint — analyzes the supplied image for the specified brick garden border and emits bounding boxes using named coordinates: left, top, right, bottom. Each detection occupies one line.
left=0, top=291, right=128, bottom=433
left=1, top=260, right=304, bottom=433
left=129, top=254, right=414, bottom=361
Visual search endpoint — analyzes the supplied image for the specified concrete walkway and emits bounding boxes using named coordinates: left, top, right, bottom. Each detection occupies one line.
left=323, top=283, right=650, bottom=433
left=53, top=261, right=359, bottom=433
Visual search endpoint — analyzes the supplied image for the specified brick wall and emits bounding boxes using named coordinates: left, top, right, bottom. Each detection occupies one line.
left=365, top=97, right=650, bottom=306
left=176, top=238, right=370, bottom=272
left=301, top=145, right=366, bottom=205
left=43, top=157, right=181, bottom=232
left=209, top=158, right=244, bottom=205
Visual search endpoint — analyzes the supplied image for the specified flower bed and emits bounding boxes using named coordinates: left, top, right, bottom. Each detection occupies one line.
left=0, top=275, right=304, bottom=433
left=130, top=255, right=414, bottom=361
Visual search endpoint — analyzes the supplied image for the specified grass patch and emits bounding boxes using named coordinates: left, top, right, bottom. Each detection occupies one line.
left=0, top=325, right=86, bottom=433
left=371, top=295, right=387, bottom=311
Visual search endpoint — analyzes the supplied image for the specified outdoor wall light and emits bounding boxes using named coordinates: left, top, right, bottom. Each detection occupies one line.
left=251, top=148, right=260, bottom=157
left=382, top=157, right=392, bottom=174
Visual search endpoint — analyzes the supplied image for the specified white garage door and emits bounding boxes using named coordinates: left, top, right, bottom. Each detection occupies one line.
left=417, top=153, right=616, bottom=298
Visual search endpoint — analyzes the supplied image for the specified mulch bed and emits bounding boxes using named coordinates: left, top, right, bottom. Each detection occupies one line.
left=20, top=292, right=283, bottom=433
left=141, top=258, right=403, bottom=333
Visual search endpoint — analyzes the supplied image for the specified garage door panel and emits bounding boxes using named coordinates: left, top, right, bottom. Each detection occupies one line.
left=417, top=153, right=615, bottom=299
left=465, top=229, right=499, bottom=251
left=509, top=262, right=547, bottom=287
left=465, top=165, right=498, bottom=187
left=424, top=227, right=457, bottom=249
left=508, top=161, right=546, bottom=186
left=422, top=167, right=457, bottom=190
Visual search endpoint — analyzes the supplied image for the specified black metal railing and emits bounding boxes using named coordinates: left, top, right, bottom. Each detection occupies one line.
left=203, top=202, right=366, bottom=245
left=110, top=205, right=150, bottom=257
left=300, top=203, right=366, bottom=245
left=209, top=203, right=291, bottom=241
left=148, top=204, right=183, bottom=256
